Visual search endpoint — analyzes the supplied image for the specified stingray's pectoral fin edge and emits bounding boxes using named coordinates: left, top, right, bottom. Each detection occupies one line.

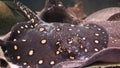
left=52, top=47, right=120, bottom=68
left=52, top=60, right=84, bottom=68
left=81, top=47, right=120, bottom=68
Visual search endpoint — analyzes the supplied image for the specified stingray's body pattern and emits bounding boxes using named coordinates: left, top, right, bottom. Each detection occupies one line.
left=0, top=0, right=110, bottom=68
left=2, top=21, right=108, bottom=68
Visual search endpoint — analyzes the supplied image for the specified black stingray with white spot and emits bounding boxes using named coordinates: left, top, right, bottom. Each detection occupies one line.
left=0, top=0, right=120, bottom=68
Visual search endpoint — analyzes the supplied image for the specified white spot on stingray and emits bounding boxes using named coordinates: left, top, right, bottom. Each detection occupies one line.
left=85, top=58, right=89, bottom=60
left=94, top=40, right=99, bottom=44
left=25, top=25, right=28, bottom=28
left=17, top=30, right=21, bottom=34
left=17, top=56, right=21, bottom=60
left=80, top=45, right=84, bottom=49
left=41, top=39, right=47, bottom=44
left=23, top=62, right=27, bottom=65
left=20, top=26, right=24, bottom=29
left=38, top=60, right=44, bottom=64
left=56, top=28, right=61, bottom=31
left=69, top=56, right=75, bottom=60
left=97, top=28, right=101, bottom=31
left=85, top=26, right=89, bottom=29
left=69, top=28, right=72, bottom=31
left=68, top=41, right=73, bottom=44
left=27, top=15, right=30, bottom=19
left=50, top=61, right=55, bottom=65
left=94, top=48, right=99, bottom=52
left=82, top=37, right=86, bottom=41
left=56, top=51, right=60, bottom=55
left=114, top=40, right=117, bottom=42
left=95, top=33, right=99, bottom=36
left=31, top=18, right=35, bottom=23
left=58, top=4, right=62, bottom=7
left=71, top=24, right=75, bottom=27
left=84, top=49, right=88, bottom=52
left=13, top=39, right=17, bottom=42
left=39, top=27, right=45, bottom=32
left=14, top=45, right=18, bottom=50
left=102, top=32, right=105, bottom=34
left=34, top=24, right=38, bottom=27
left=20, top=6, right=23, bottom=10
left=56, top=41, right=60, bottom=45
left=28, top=50, right=34, bottom=56
left=30, top=25, right=34, bottom=28
left=23, top=10, right=27, bottom=14
left=27, top=66, right=31, bottom=68
left=22, top=39, right=27, bottom=42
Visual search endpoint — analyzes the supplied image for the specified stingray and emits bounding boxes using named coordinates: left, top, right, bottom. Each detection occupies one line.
left=0, top=0, right=108, bottom=68
left=0, top=0, right=120, bottom=68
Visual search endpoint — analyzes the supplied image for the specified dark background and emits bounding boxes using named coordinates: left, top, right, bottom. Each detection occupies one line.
left=19, top=0, right=120, bottom=14
left=0, top=0, right=120, bottom=35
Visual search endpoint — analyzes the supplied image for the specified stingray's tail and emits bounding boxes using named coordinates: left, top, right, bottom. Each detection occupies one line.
left=9, top=0, right=41, bottom=23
